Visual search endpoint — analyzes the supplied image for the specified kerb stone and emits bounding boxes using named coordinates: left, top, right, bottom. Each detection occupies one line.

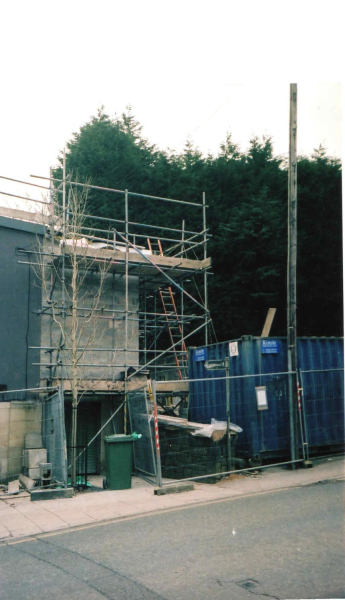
left=154, top=483, right=194, bottom=496
left=30, top=488, right=74, bottom=501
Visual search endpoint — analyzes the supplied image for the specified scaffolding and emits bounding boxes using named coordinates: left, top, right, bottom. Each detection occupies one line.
left=1, top=162, right=211, bottom=399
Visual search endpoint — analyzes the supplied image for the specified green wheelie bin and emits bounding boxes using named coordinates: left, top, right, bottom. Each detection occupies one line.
left=103, top=434, right=136, bottom=490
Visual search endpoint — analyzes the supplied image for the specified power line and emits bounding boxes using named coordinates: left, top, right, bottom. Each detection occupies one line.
left=171, top=97, right=231, bottom=154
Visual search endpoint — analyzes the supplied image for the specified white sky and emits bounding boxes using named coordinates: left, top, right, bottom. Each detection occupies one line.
left=0, top=0, right=343, bottom=211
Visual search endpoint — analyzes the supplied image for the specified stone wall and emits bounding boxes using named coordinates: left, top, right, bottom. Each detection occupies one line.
left=0, top=402, right=42, bottom=484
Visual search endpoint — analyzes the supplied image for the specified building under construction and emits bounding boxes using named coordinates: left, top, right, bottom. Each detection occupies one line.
left=0, top=170, right=211, bottom=476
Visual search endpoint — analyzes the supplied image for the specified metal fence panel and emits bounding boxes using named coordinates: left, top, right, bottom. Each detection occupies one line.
left=155, top=366, right=344, bottom=485
left=0, top=387, right=67, bottom=488
left=128, top=387, right=158, bottom=485
left=42, top=389, right=68, bottom=486
left=300, top=369, right=344, bottom=448
left=188, top=373, right=291, bottom=461
left=124, top=366, right=345, bottom=488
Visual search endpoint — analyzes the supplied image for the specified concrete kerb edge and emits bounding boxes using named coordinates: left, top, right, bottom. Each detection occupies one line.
left=1, top=473, right=344, bottom=547
left=30, top=488, right=74, bottom=501
left=154, top=483, right=195, bottom=495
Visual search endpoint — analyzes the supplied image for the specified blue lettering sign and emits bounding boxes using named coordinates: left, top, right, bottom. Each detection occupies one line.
left=194, top=348, right=208, bottom=362
left=261, top=340, right=281, bottom=354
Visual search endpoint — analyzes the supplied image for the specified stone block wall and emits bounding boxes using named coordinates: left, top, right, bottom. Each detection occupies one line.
left=0, top=402, right=42, bottom=484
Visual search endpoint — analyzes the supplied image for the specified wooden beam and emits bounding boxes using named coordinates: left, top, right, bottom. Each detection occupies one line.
left=261, top=308, right=276, bottom=337
left=53, top=243, right=211, bottom=273
left=155, top=381, right=189, bottom=394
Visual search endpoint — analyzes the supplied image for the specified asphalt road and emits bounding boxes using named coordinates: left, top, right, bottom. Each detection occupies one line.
left=0, top=480, right=344, bottom=600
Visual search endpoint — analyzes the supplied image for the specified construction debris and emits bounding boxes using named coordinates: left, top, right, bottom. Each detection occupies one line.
left=7, top=480, right=20, bottom=495
left=19, top=474, right=36, bottom=491
left=156, top=414, right=242, bottom=442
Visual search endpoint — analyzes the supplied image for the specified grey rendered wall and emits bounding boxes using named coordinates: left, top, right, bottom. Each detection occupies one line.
left=0, top=219, right=43, bottom=391
left=40, top=268, right=139, bottom=384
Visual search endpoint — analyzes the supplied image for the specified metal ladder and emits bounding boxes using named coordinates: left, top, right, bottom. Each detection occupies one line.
left=147, top=239, right=188, bottom=380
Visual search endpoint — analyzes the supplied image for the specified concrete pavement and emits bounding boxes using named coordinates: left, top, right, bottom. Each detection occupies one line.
left=0, top=455, right=343, bottom=543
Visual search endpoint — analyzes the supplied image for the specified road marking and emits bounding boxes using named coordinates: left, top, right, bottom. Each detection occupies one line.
left=7, top=536, right=38, bottom=545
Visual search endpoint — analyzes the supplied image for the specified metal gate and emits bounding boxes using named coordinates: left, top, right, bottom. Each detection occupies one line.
left=65, top=400, right=101, bottom=476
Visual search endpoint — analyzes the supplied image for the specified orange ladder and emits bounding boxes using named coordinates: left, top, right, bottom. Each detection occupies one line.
left=147, top=239, right=188, bottom=380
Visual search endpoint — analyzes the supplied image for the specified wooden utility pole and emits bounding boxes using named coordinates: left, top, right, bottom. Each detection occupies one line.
left=287, top=84, right=299, bottom=466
